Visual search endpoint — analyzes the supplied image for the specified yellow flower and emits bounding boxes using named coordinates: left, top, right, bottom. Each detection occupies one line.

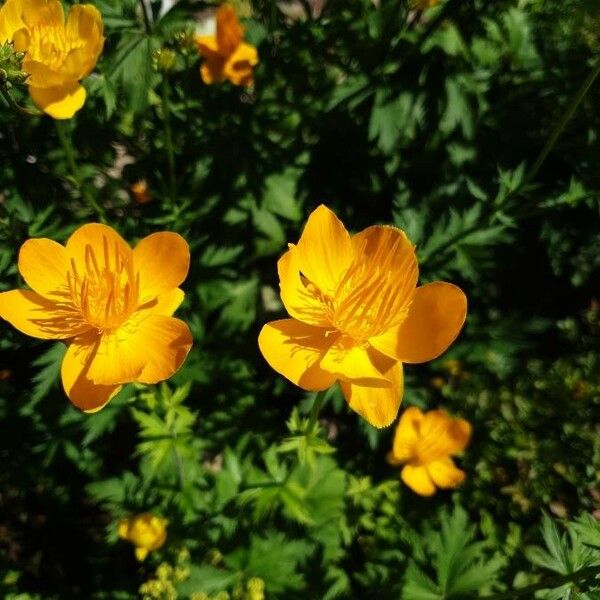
left=0, top=223, right=193, bottom=412
left=388, top=407, right=471, bottom=496
left=0, top=0, right=104, bottom=119
left=258, top=205, right=467, bottom=428
left=195, top=4, right=258, bottom=87
left=119, top=513, right=168, bottom=561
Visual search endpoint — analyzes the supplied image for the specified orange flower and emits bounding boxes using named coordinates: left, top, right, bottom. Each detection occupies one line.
left=118, top=513, right=168, bottom=561
left=0, top=0, right=104, bottom=119
left=388, top=407, right=471, bottom=496
left=0, top=224, right=192, bottom=412
left=130, top=179, right=152, bottom=204
left=195, top=4, right=258, bottom=86
left=258, top=205, right=467, bottom=428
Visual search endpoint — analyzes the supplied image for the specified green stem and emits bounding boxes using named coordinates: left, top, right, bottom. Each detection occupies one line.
left=484, top=565, right=600, bottom=599
left=0, top=86, right=41, bottom=117
left=308, top=390, right=328, bottom=430
left=54, top=121, right=105, bottom=221
left=161, top=77, right=177, bottom=208
left=524, top=58, right=600, bottom=189
left=138, top=0, right=152, bottom=33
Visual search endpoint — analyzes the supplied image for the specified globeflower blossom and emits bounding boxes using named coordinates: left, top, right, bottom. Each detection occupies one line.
left=0, top=223, right=193, bottom=412
left=258, top=205, right=467, bottom=428
left=0, top=0, right=104, bottom=119
left=118, top=513, right=168, bottom=561
left=387, top=407, right=471, bottom=496
left=195, top=4, right=258, bottom=87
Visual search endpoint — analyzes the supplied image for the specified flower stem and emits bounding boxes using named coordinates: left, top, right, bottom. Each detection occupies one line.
left=160, top=77, right=177, bottom=208
left=308, top=389, right=328, bottom=431
left=54, top=121, right=105, bottom=222
left=484, top=564, right=600, bottom=599
left=0, top=86, right=42, bottom=117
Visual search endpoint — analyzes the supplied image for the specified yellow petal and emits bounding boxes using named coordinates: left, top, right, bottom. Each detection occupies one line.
left=401, top=464, right=436, bottom=496
left=320, top=337, right=391, bottom=386
left=200, top=58, right=226, bottom=84
left=61, top=333, right=121, bottom=412
left=257, top=319, right=337, bottom=391
left=86, top=315, right=192, bottom=385
left=419, top=410, right=472, bottom=457
left=216, top=4, right=243, bottom=55
left=135, top=547, right=149, bottom=561
left=22, top=59, right=65, bottom=87
left=295, top=205, right=354, bottom=297
left=138, top=288, right=185, bottom=317
left=369, top=282, right=467, bottom=364
left=0, top=289, right=88, bottom=339
left=65, top=223, right=132, bottom=277
left=389, top=406, right=424, bottom=463
left=0, top=0, right=64, bottom=43
left=426, top=457, right=466, bottom=489
left=18, top=238, right=69, bottom=300
left=118, top=519, right=130, bottom=539
left=29, top=82, right=87, bottom=120
left=278, top=245, right=331, bottom=327
left=331, top=226, right=417, bottom=340
left=195, top=34, right=219, bottom=56
left=225, top=42, right=258, bottom=86
left=339, top=352, right=403, bottom=428
left=63, top=4, right=104, bottom=80
left=133, top=232, right=190, bottom=304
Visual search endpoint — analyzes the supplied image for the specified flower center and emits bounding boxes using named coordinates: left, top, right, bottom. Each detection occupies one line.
left=27, top=23, right=84, bottom=71
left=67, top=238, right=138, bottom=331
left=330, top=236, right=417, bottom=340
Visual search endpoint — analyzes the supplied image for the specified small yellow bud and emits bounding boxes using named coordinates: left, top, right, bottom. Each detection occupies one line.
left=152, top=48, right=177, bottom=73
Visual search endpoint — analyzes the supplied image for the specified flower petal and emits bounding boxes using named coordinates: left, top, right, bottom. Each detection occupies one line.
left=426, top=457, right=466, bottom=489
left=339, top=352, right=403, bottom=428
left=0, top=289, right=88, bottom=339
left=225, top=42, right=258, bottom=86
left=295, top=205, right=354, bottom=297
left=401, top=464, right=436, bottom=496
left=65, top=223, right=132, bottom=276
left=135, top=547, right=149, bottom=562
left=420, top=410, right=472, bottom=457
left=133, top=232, right=190, bottom=304
left=389, top=406, right=424, bottom=464
left=216, top=4, right=243, bottom=55
left=86, top=315, right=192, bottom=386
left=369, top=282, right=467, bottom=364
left=278, top=245, right=330, bottom=327
left=320, top=337, right=391, bottom=386
left=258, top=319, right=337, bottom=391
left=63, top=4, right=104, bottom=80
left=18, top=238, right=69, bottom=300
left=29, top=82, right=87, bottom=120
left=0, top=0, right=64, bottom=43
left=138, top=288, right=185, bottom=317
left=61, top=333, right=121, bottom=413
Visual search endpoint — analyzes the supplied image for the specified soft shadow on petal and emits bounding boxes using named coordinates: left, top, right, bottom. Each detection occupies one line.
left=419, top=410, right=472, bottom=457
left=278, top=246, right=331, bottom=327
left=426, top=457, right=466, bottom=489
left=321, top=337, right=391, bottom=386
left=258, top=319, right=337, bottom=391
left=18, top=238, right=70, bottom=300
left=370, top=282, right=467, bottom=363
left=401, top=464, right=436, bottom=496
left=390, top=406, right=424, bottom=462
left=133, top=232, right=190, bottom=303
left=295, top=205, right=354, bottom=297
left=29, top=81, right=87, bottom=120
left=340, top=353, right=403, bottom=428
left=0, top=289, right=88, bottom=339
left=137, top=288, right=185, bottom=318
left=62, top=333, right=121, bottom=413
